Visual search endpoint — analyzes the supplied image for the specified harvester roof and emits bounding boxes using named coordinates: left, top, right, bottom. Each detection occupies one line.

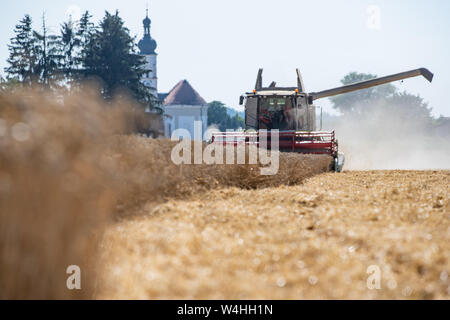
left=247, top=88, right=306, bottom=97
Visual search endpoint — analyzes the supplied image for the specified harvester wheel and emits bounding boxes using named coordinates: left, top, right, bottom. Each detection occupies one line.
left=334, top=157, right=344, bottom=173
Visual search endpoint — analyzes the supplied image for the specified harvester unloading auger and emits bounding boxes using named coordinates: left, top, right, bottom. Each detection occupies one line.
left=212, top=68, right=433, bottom=172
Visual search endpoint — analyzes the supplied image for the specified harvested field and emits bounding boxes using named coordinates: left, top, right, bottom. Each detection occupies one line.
left=97, top=170, right=450, bottom=300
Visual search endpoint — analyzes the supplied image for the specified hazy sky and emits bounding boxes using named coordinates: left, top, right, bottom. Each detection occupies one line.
left=1, top=0, right=449, bottom=116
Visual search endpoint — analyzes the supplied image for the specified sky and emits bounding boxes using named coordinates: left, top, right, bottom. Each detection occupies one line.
left=1, top=0, right=449, bottom=116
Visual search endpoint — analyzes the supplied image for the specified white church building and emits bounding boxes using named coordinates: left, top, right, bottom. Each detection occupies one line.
left=138, top=9, right=208, bottom=140
left=160, top=80, right=208, bottom=139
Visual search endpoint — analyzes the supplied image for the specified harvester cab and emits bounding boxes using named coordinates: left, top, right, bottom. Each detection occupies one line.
left=212, top=67, right=433, bottom=172
left=242, top=69, right=316, bottom=132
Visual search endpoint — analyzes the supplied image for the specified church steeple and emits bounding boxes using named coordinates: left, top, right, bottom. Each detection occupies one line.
left=138, top=7, right=157, bottom=55
left=139, top=6, right=158, bottom=98
left=143, top=8, right=151, bottom=36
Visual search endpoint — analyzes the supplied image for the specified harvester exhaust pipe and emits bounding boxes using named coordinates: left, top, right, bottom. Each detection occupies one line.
left=309, top=68, right=434, bottom=101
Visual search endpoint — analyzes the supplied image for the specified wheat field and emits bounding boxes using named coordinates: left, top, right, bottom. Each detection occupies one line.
left=0, top=89, right=448, bottom=299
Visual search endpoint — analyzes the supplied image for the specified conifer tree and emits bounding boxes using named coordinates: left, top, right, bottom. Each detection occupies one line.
left=76, top=11, right=95, bottom=68
left=82, top=11, right=149, bottom=103
left=33, top=14, right=60, bottom=87
left=5, top=15, right=38, bottom=85
left=59, top=19, right=76, bottom=78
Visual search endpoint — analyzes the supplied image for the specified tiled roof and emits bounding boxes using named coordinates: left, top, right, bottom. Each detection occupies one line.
left=163, top=80, right=207, bottom=106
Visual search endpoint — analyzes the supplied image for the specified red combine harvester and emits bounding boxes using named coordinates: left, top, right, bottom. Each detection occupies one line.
left=212, top=68, right=433, bottom=172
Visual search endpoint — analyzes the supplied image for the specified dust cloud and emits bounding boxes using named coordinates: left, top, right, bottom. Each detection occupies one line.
left=324, top=101, right=450, bottom=170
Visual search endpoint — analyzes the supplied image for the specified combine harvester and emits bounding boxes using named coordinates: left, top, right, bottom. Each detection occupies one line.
left=212, top=68, right=433, bottom=172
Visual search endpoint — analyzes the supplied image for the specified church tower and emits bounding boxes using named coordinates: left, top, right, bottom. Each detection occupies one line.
left=138, top=9, right=158, bottom=97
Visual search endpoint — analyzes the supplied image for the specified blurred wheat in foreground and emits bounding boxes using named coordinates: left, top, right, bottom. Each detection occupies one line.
left=0, top=88, right=332, bottom=299
left=0, top=89, right=130, bottom=299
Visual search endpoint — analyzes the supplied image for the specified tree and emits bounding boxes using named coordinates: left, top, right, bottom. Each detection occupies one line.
left=330, top=72, right=396, bottom=115
left=4, top=11, right=157, bottom=111
left=387, top=91, right=433, bottom=129
left=433, top=116, right=450, bottom=137
left=208, top=101, right=228, bottom=131
left=81, top=11, right=149, bottom=103
left=57, top=11, right=94, bottom=89
left=74, top=11, right=95, bottom=77
left=207, top=101, right=244, bottom=131
left=5, top=15, right=38, bottom=85
left=0, top=76, right=21, bottom=93
left=58, top=19, right=77, bottom=83
left=33, top=14, right=61, bottom=88
left=5, top=14, right=61, bottom=88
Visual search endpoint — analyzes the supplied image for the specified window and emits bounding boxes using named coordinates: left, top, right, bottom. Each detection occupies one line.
left=259, top=97, right=294, bottom=130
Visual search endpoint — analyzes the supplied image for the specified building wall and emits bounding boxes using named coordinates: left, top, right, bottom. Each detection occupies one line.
left=141, top=54, right=158, bottom=97
left=163, top=105, right=208, bottom=140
